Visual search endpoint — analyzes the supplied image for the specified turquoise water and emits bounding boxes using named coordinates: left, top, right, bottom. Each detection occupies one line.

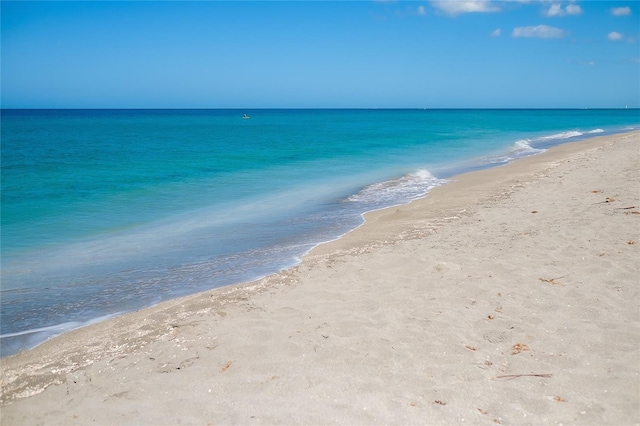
left=2, top=109, right=638, bottom=356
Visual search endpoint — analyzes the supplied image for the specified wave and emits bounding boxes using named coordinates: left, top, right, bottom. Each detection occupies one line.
left=346, top=169, right=447, bottom=207
left=540, top=130, right=584, bottom=140
left=0, top=322, right=83, bottom=339
left=0, top=312, right=124, bottom=357
left=511, top=128, right=607, bottom=156
left=510, top=139, right=546, bottom=156
left=467, top=127, right=609, bottom=170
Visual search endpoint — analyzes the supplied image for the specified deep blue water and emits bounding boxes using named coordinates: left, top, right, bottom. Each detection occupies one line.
left=1, top=109, right=638, bottom=356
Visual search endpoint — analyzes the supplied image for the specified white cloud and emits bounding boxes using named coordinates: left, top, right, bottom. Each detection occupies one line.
left=545, top=3, right=582, bottom=17
left=512, top=25, right=566, bottom=39
left=546, top=4, right=562, bottom=17
left=430, top=1, right=500, bottom=16
left=417, top=5, right=427, bottom=15
left=565, top=4, right=582, bottom=15
left=611, top=7, right=631, bottom=16
left=491, top=28, right=502, bottom=37
left=608, top=31, right=624, bottom=41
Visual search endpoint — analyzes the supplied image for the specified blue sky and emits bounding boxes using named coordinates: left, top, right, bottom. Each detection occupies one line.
left=1, top=1, right=638, bottom=108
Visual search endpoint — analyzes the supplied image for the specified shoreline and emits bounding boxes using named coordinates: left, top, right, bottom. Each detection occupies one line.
left=1, top=126, right=636, bottom=358
left=2, top=130, right=638, bottom=424
left=0, top=128, right=605, bottom=358
left=309, top=129, right=638, bottom=255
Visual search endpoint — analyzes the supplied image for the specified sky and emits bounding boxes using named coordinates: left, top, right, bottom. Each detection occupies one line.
left=1, top=1, right=639, bottom=109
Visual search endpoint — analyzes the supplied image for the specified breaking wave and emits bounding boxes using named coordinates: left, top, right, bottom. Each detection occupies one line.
left=346, top=169, right=447, bottom=208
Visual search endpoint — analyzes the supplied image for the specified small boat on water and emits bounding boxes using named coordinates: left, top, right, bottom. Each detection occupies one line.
left=242, top=114, right=250, bottom=119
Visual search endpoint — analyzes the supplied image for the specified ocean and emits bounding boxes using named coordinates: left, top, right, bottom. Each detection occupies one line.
left=1, top=109, right=638, bottom=357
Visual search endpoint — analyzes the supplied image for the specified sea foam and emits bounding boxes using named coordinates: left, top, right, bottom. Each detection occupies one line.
left=510, top=139, right=546, bottom=156
left=347, top=169, right=447, bottom=207
left=541, top=130, right=584, bottom=140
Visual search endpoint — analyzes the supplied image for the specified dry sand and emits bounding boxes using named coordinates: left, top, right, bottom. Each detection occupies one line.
left=1, top=131, right=639, bottom=425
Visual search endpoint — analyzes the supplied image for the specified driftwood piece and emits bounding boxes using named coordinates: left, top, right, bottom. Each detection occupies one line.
left=494, top=373, right=552, bottom=380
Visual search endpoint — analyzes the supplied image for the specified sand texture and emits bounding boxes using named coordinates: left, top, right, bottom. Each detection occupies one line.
left=1, top=131, right=639, bottom=425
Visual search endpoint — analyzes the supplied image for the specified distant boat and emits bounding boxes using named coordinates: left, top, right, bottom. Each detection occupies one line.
left=242, top=114, right=250, bottom=119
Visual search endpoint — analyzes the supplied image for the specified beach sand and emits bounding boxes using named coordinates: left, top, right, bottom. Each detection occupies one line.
left=1, top=131, right=638, bottom=425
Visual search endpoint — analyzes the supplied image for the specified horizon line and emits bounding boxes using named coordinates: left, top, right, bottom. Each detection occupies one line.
left=2, top=107, right=638, bottom=111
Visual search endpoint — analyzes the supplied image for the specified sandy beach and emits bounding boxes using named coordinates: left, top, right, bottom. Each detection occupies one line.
left=1, top=131, right=638, bottom=425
